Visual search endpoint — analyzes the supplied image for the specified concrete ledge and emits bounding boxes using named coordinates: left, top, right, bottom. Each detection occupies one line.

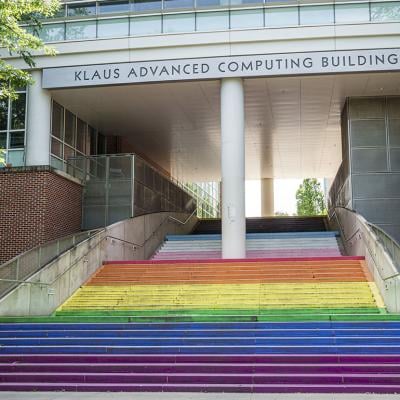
left=0, top=165, right=52, bottom=174
left=0, top=211, right=197, bottom=317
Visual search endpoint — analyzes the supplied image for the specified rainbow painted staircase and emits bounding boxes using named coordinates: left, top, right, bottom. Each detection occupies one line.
left=152, top=231, right=343, bottom=260
left=1, top=221, right=400, bottom=392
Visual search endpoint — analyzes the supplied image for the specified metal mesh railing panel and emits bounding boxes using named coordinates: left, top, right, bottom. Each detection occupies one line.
left=0, top=231, right=97, bottom=298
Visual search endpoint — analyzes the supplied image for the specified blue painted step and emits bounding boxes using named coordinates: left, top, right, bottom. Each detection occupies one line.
left=2, top=329, right=400, bottom=338
left=2, top=321, right=400, bottom=331
left=3, top=337, right=400, bottom=346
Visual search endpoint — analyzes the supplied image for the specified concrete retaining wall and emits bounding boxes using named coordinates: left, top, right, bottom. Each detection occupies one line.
left=0, top=212, right=197, bottom=316
left=329, top=207, right=400, bottom=313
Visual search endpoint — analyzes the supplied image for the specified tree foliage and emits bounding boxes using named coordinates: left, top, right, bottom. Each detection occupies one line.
left=296, top=178, right=326, bottom=216
left=0, top=148, right=5, bottom=166
left=0, top=0, right=59, bottom=98
left=275, top=211, right=289, bottom=216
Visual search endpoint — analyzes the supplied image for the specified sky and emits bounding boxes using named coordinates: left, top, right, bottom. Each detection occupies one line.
left=245, top=179, right=324, bottom=217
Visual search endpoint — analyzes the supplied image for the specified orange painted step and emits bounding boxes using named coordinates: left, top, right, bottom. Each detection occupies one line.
left=103, top=260, right=362, bottom=268
left=87, top=260, right=369, bottom=285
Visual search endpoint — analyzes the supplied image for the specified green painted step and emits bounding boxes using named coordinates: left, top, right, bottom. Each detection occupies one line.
left=1, top=313, right=400, bottom=324
left=55, top=307, right=385, bottom=317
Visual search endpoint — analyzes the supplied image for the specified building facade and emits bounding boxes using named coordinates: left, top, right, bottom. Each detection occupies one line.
left=1, top=0, right=400, bottom=260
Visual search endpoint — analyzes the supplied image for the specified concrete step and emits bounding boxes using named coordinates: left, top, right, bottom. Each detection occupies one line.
left=4, top=328, right=400, bottom=338
left=2, top=371, right=400, bottom=385
left=1, top=382, right=400, bottom=393
left=3, top=344, right=400, bottom=354
left=3, top=362, right=400, bottom=374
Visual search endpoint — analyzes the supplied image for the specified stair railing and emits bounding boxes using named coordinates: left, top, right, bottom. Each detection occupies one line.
left=0, top=210, right=198, bottom=316
left=0, top=210, right=197, bottom=290
left=329, top=206, right=400, bottom=312
left=0, top=230, right=100, bottom=299
left=176, top=182, right=221, bottom=219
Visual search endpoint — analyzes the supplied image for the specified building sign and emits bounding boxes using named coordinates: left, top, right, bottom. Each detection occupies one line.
left=42, top=48, right=400, bottom=89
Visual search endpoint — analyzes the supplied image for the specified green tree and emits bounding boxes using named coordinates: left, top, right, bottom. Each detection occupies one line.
left=0, top=0, right=59, bottom=99
left=0, top=148, right=5, bottom=166
left=275, top=211, right=289, bottom=216
left=296, top=178, right=326, bottom=216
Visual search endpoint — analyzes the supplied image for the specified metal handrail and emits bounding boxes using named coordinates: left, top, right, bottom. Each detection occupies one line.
left=0, top=211, right=196, bottom=288
left=168, top=208, right=197, bottom=226
left=0, top=229, right=100, bottom=270
left=330, top=206, right=361, bottom=242
left=0, top=233, right=105, bottom=288
left=330, top=206, right=400, bottom=282
left=332, top=205, right=400, bottom=257
left=0, top=229, right=101, bottom=298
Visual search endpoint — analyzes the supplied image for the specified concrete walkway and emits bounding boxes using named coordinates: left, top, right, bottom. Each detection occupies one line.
left=1, top=393, right=400, bottom=400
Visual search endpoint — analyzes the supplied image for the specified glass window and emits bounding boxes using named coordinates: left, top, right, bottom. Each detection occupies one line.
left=67, top=3, right=96, bottom=17
left=300, top=5, right=334, bottom=25
left=10, top=94, right=26, bottom=130
left=39, top=23, right=65, bottom=42
left=89, top=126, right=97, bottom=155
left=164, top=0, right=194, bottom=9
left=98, top=133, right=106, bottom=154
left=163, top=13, right=195, bottom=32
left=66, top=20, right=97, bottom=40
left=132, top=0, right=162, bottom=11
left=76, top=119, right=87, bottom=153
left=52, top=102, right=64, bottom=139
left=98, top=18, right=129, bottom=37
left=99, top=1, right=129, bottom=14
left=23, top=26, right=35, bottom=36
left=64, top=145, right=75, bottom=161
left=231, top=8, right=264, bottom=29
left=0, top=132, right=6, bottom=148
left=130, top=15, right=162, bottom=34
left=51, top=156, right=64, bottom=170
left=84, top=130, right=91, bottom=155
left=51, top=138, right=63, bottom=158
left=265, top=7, right=298, bottom=27
left=196, top=11, right=229, bottom=31
left=196, top=0, right=229, bottom=7
left=65, top=110, right=76, bottom=147
left=0, top=99, right=8, bottom=131
left=9, top=131, right=25, bottom=148
left=230, top=0, right=264, bottom=6
left=335, top=3, right=370, bottom=23
left=53, top=4, right=66, bottom=18
left=7, top=150, right=24, bottom=167
left=371, top=2, right=400, bottom=21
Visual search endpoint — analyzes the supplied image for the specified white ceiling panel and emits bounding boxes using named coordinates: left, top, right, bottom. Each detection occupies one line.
left=52, top=72, right=400, bottom=181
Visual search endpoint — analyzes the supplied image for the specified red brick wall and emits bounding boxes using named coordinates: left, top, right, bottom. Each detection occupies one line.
left=0, top=167, right=82, bottom=264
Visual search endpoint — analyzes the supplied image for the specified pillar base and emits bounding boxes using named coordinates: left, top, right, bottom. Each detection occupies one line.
left=261, top=178, right=274, bottom=217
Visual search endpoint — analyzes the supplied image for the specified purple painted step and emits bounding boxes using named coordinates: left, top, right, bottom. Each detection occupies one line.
left=2, top=354, right=400, bottom=393
left=3, top=362, right=400, bottom=374
left=2, top=372, right=400, bottom=385
left=1, top=382, right=400, bottom=393
left=2, top=354, right=400, bottom=364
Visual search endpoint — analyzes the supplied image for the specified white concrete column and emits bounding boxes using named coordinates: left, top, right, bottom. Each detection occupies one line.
left=221, top=78, right=246, bottom=259
left=261, top=178, right=274, bottom=217
left=26, top=70, right=52, bottom=166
